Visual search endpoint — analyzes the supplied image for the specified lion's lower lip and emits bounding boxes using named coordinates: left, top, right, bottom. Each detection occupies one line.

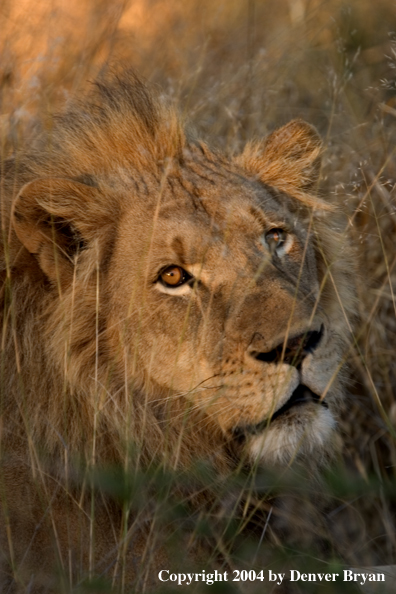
left=232, top=385, right=327, bottom=438
left=271, top=384, right=327, bottom=421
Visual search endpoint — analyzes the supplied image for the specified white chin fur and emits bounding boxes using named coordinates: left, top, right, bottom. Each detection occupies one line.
left=248, top=407, right=336, bottom=466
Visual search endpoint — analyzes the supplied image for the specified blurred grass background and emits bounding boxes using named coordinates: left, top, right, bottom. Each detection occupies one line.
left=1, top=0, right=396, bottom=591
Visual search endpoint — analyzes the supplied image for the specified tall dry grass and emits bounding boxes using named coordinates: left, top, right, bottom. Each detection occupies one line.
left=1, top=0, right=396, bottom=591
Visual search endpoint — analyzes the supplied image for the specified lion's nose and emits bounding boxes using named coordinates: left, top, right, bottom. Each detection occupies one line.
left=248, top=326, right=323, bottom=368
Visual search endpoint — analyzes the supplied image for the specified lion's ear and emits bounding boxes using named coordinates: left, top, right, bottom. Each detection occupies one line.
left=237, top=119, right=322, bottom=196
left=13, top=178, right=104, bottom=284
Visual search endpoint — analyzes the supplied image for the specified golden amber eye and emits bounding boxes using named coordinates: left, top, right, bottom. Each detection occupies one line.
left=265, top=228, right=287, bottom=253
left=160, top=265, right=186, bottom=287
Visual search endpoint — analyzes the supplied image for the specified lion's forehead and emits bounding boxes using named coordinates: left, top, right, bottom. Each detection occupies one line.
left=154, top=206, right=309, bottom=270
left=129, top=173, right=302, bottom=241
left=120, top=153, right=280, bottom=219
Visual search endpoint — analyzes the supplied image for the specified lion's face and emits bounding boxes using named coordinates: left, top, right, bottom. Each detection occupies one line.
left=104, top=151, right=339, bottom=465
left=11, top=84, right=348, bottom=468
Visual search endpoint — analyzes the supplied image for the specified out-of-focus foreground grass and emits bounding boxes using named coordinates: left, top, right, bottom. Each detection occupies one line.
left=1, top=0, right=396, bottom=589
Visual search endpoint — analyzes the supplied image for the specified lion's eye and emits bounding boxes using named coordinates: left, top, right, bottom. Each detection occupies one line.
left=265, top=228, right=287, bottom=254
left=159, top=265, right=191, bottom=287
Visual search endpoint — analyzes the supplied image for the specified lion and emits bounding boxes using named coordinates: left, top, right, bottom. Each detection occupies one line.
left=0, top=72, right=354, bottom=592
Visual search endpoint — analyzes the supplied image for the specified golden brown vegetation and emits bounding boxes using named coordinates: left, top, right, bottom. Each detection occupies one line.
left=1, top=0, right=396, bottom=592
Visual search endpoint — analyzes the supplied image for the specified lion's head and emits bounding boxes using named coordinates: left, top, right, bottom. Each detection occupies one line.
left=3, top=73, right=353, bottom=476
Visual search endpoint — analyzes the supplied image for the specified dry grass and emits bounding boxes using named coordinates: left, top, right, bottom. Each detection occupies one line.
left=1, top=0, right=396, bottom=591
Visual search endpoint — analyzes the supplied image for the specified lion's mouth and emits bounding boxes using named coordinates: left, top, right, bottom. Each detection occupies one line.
left=271, top=384, right=327, bottom=421
left=233, top=384, right=328, bottom=438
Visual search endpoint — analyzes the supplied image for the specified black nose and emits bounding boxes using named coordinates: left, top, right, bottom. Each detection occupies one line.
left=249, top=326, right=323, bottom=368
